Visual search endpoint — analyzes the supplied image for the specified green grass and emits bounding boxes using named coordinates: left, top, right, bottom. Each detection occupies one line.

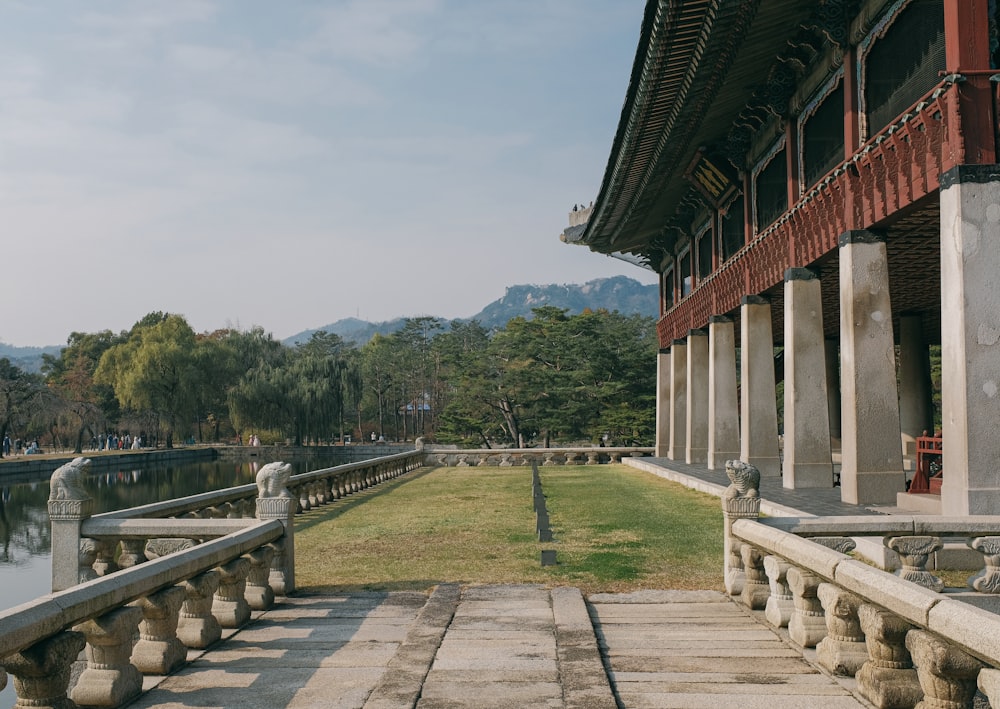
left=294, top=464, right=724, bottom=594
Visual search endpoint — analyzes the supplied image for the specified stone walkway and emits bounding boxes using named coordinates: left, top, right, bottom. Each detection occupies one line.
left=128, top=584, right=867, bottom=709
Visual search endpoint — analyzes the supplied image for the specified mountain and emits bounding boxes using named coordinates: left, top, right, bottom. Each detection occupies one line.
left=0, top=343, right=62, bottom=373
left=285, top=276, right=658, bottom=346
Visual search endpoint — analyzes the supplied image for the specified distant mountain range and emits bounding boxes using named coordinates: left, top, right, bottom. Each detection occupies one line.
left=284, top=276, right=657, bottom=346
left=0, top=277, right=658, bottom=371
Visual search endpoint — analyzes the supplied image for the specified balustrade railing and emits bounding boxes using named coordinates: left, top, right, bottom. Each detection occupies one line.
left=0, top=449, right=423, bottom=708
left=721, top=460, right=1000, bottom=708
left=423, top=446, right=652, bottom=467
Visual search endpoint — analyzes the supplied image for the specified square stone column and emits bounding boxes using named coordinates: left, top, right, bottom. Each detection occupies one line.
left=655, top=348, right=671, bottom=457
left=685, top=329, right=709, bottom=464
left=667, top=339, right=687, bottom=460
left=898, top=314, right=934, bottom=459
left=740, top=296, right=781, bottom=477
left=708, top=316, right=740, bottom=470
left=838, top=230, right=905, bottom=504
left=782, top=268, right=833, bottom=488
left=939, top=165, right=1000, bottom=515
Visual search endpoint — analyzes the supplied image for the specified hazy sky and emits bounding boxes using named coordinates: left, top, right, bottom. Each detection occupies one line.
left=0, top=0, right=655, bottom=347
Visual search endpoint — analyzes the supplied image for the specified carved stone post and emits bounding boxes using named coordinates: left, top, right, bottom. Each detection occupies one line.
left=47, top=457, right=94, bottom=592
left=245, top=546, right=277, bottom=610
left=131, top=585, right=188, bottom=675
left=93, top=539, right=120, bottom=577
left=887, top=536, right=944, bottom=591
left=721, top=460, right=761, bottom=596
left=118, top=538, right=147, bottom=568
left=2, top=631, right=86, bottom=709
left=906, top=630, right=985, bottom=709
left=177, top=571, right=222, bottom=649
left=816, top=583, right=867, bottom=676
left=739, top=545, right=770, bottom=610
left=763, top=556, right=794, bottom=628
left=255, top=460, right=296, bottom=596
left=79, top=538, right=100, bottom=584
left=967, top=536, right=1000, bottom=593
left=72, top=605, right=144, bottom=707
left=787, top=566, right=826, bottom=648
left=499, top=453, right=513, bottom=467
left=856, top=603, right=922, bottom=709
left=214, top=557, right=252, bottom=628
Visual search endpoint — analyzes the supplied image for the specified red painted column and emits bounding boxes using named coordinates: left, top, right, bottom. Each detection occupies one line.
left=944, top=0, right=995, bottom=164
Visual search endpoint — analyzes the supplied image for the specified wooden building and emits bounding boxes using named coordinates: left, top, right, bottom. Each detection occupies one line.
left=569, top=0, right=999, bottom=512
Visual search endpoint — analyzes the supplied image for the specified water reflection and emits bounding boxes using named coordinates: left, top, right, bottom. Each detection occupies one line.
left=0, top=457, right=334, bottom=612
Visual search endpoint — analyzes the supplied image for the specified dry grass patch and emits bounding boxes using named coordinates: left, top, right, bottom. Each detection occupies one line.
left=294, top=464, right=724, bottom=594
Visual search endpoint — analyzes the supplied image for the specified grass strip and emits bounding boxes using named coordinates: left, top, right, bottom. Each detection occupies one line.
left=294, top=464, right=724, bottom=594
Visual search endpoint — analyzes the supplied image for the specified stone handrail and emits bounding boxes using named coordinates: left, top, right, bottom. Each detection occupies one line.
left=722, top=478, right=1000, bottom=707
left=424, top=446, right=653, bottom=467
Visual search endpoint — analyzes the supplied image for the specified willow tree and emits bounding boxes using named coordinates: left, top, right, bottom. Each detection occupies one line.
left=94, top=313, right=202, bottom=448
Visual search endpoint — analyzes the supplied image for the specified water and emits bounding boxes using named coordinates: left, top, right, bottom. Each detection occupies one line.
left=0, top=456, right=335, bottom=612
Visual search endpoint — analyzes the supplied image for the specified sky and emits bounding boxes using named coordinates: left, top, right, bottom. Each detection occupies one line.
left=0, top=0, right=656, bottom=347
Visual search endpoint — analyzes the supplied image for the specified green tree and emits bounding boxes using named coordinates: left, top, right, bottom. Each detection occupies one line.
left=0, top=359, right=46, bottom=455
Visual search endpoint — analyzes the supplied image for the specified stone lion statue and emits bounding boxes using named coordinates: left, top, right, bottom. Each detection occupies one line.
left=723, top=459, right=760, bottom=499
left=49, top=457, right=92, bottom=501
left=256, top=461, right=293, bottom=499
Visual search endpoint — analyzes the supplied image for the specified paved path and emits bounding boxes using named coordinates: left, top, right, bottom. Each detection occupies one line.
left=129, top=584, right=866, bottom=709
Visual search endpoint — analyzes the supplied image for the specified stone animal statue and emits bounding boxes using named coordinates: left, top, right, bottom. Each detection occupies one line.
left=255, top=461, right=293, bottom=499
left=49, top=457, right=92, bottom=501
left=723, top=459, right=761, bottom=499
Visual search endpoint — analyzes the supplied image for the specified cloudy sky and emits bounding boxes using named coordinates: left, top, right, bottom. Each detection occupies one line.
left=0, top=0, right=654, bottom=347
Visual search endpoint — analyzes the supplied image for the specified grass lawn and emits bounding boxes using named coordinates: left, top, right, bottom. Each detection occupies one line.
left=294, top=464, right=724, bottom=594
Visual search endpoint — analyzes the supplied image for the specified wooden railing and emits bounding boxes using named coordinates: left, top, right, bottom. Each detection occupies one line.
left=723, top=479, right=1000, bottom=708
left=0, top=450, right=423, bottom=708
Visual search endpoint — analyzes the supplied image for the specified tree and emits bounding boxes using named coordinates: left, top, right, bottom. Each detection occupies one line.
left=0, top=359, right=46, bottom=455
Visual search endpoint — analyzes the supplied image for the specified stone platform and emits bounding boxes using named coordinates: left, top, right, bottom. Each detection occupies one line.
left=127, top=584, right=867, bottom=709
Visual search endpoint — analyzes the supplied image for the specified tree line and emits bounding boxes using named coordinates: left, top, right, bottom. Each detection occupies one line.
left=0, top=307, right=657, bottom=455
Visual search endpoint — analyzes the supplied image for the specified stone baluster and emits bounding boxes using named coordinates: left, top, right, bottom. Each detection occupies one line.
left=978, top=668, right=1000, bottom=708
left=816, top=583, right=867, bottom=676
left=456, top=454, right=469, bottom=467
left=93, top=539, right=120, bottom=577
left=296, top=483, right=310, bottom=512
left=79, top=538, right=100, bottom=584
left=214, top=557, right=252, bottom=628
left=856, top=603, right=922, bottom=709
left=177, top=571, right=222, bottom=648
left=610, top=452, right=622, bottom=462
left=315, top=479, right=329, bottom=505
left=118, top=538, right=147, bottom=568
left=72, top=606, right=144, bottom=707
left=543, top=452, right=556, bottom=466
left=586, top=451, right=600, bottom=464
left=887, top=536, right=944, bottom=591
left=967, top=536, right=1000, bottom=593
left=499, top=453, right=513, bottom=467
left=307, top=481, right=319, bottom=509
left=131, top=585, right=188, bottom=675
left=787, top=566, right=827, bottom=648
left=565, top=452, right=580, bottom=465
left=763, top=556, right=794, bottom=628
left=906, top=630, right=985, bottom=709
left=47, top=457, right=95, bottom=592
left=721, top=460, right=761, bottom=597
left=739, top=545, right=770, bottom=609
left=477, top=454, right=489, bottom=466
left=246, top=546, right=277, bottom=610
left=2, top=631, right=86, bottom=709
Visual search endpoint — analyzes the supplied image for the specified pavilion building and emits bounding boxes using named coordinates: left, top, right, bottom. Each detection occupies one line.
left=565, top=0, right=999, bottom=513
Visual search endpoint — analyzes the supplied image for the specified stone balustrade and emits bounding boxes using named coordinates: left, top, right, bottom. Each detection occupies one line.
left=722, top=469, right=1000, bottom=708
left=0, top=450, right=423, bottom=709
left=423, top=446, right=652, bottom=468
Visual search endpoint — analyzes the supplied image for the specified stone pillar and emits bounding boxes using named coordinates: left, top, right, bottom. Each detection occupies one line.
left=906, top=630, right=985, bottom=709
left=685, top=329, right=709, bottom=465
left=816, top=583, right=867, bottom=676
left=246, top=545, right=277, bottom=610
left=2, top=631, right=86, bottom=709
left=214, top=557, right=252, bottom=628
left=787, top=566, right=826, bottom=648
left=177, top=571, right=222, bottom=649
left=825, top=339, right=842, bottom=441
left=740, top=296, right=781, bottom=477
left=667, top=339, right=687, bottom=461
left=839, top=230, right=906, bottom=504
left=708, top=316, right=740, bottom=470
left=856, top=603, right=922, bottom=709
left=72, top=606, right=144, bottom=707
left=939, top=165, right=1000, bottom=515
left=782, top=268, right=834, bottom=488
left=47, top=457, right=94, bottom=592
left=763, top=556, right=794, bottom=628
left=739, top=545, right=770, bottom=610
left=898, top=314, right=934, bottom=459
left=131, top=585, right=188, bottom=675
left=655, top=348, right=671, bottom=457
left=255, top=460, right=296, bottom=595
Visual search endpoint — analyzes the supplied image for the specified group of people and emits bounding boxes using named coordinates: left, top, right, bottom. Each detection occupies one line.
left=93, top=432, right=142, bottom=451
left=2, top=435, right=39, bottom=456
left=240, top=433, right=262, bottom=447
